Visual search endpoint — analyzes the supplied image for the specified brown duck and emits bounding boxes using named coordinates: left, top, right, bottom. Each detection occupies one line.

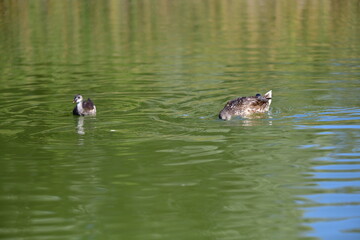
left=219, top=90, right=272, bottom=120
left=72, top=94, right=97, bottom=116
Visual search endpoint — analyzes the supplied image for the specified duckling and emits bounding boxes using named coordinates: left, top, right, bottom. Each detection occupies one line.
left=219, top=90, right=272, bottom=120
left=72, top=94, right=96, bottom=116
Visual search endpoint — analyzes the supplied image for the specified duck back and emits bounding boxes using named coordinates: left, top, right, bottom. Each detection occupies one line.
left=83, top=98, right=95, bottom=111
left=219, top=90, right=272, bottom=120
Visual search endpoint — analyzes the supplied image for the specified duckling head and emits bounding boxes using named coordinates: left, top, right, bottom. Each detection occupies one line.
left=73, top=94, right=83, bottom=104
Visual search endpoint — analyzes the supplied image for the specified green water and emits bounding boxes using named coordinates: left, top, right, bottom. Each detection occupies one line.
left=1, top=1, right=360, bottom=239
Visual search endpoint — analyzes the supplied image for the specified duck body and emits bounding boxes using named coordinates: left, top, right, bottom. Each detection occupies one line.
left=219, top=90, right=272, bottom=120
left=72, top=94, right=96, bottom=116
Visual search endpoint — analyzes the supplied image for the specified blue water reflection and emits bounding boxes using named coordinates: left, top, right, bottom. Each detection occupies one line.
left=293, top=107, right=360, bottom=239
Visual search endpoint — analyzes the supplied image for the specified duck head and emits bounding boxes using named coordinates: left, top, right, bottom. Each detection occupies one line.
left=73, top=94, right=83, bottom=104
left=219, top=104, right=233, bottom=120
left=219, top=111, right=232, bottom=121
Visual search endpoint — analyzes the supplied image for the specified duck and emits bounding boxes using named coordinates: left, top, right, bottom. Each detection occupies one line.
left=219, top=90, right=272, bottom=120
left=72, top=94, right=96, bottom=116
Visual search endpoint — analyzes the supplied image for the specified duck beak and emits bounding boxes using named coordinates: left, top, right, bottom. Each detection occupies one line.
left=72, top=100, right=76, bottom=103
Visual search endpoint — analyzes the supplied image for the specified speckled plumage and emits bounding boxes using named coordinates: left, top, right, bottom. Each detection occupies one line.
left=219, top=90, right=272, bottom=120
left=72, top=94, right=96, bottom=116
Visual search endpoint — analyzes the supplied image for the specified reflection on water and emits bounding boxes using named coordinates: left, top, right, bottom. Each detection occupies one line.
left=242, top=119, right=272, bottom=127
left=76, top=117, right=85, bottom=135
left=220, top=117, right=273, bottom=127
left=0, top=1, right=360, bottom=240
left=290, top=108, right=360, bottom=240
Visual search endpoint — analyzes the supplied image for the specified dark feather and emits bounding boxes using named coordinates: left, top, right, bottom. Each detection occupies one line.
left=82, top=98, right=95, bottom=111
left=225, top=96, right=269, bottom=111
left=73, top=106, right=79, bottom=115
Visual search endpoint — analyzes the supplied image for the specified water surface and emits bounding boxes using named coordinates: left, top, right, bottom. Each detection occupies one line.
left=0, top=1, right=360, bottom=240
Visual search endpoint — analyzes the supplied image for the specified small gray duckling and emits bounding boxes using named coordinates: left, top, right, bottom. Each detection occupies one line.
left=72, top=94, right=96, bottom=116
left=219, top=90, right=272, bottom=120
